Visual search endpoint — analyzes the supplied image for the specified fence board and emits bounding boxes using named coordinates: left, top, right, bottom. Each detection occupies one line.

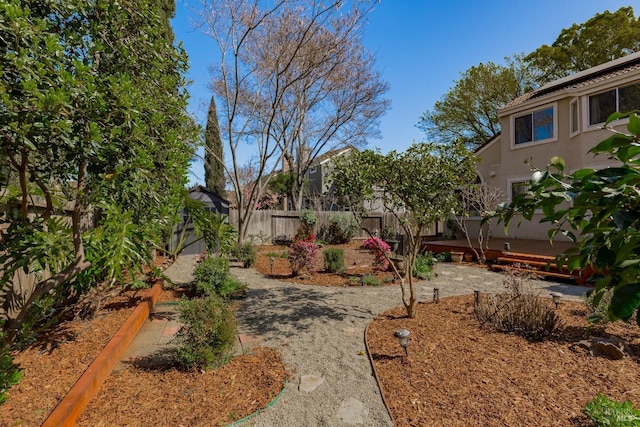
left=228, top=209, right=438, bottom=243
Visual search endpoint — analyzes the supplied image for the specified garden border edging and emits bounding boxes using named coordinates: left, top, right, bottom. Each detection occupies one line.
left=42, top=280, right=164, bottom=427
left=364, top=315, right=395, bottom=425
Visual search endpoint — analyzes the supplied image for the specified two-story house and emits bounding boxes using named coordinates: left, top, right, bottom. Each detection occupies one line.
left=475, top=51, right=640, bottom=241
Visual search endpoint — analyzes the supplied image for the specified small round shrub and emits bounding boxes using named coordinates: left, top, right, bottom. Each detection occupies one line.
left=413, top=253, right=436, bottom=280
left=192, top=256, right=245, bottom=298
left=362, top=274, right=382, bottom=286
left=192, top=256, right=229, bottom=297
left=174, top=295, right=237, bottom=370
left=324, top=213, right=359, bottom=244
left=288, top=240, right=319, bottom=276
left=323, top=248, right=344, bottom=273
left=233, top=242, right=257, bottom=268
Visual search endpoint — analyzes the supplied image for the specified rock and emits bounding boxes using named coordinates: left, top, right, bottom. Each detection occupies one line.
left=592, top=339, right=626, bottom=360
left=574, top=337, right=632, bottom=360
left=337, top=397, right=369, bottom=425
left=299, top=375, right=325, bottom=393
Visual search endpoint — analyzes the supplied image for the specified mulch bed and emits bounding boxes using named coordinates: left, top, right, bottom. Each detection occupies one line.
left=366, top=295, right=640, bottom=426
left=1, top=265, right=288, bottom=426
left=253, top=242, right=399, bottom=286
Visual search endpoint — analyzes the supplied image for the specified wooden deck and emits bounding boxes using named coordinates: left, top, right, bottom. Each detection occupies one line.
left=424, top=238, right=591, bottom=284
left=424, top=237, right=576, bottom=260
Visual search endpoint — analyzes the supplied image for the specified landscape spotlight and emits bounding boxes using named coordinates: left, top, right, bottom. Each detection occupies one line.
left=550, top=292, right=562, bottom=309
left=394, top=329, right=410, bottom=356
left=474, top=290, right=481, bottom=307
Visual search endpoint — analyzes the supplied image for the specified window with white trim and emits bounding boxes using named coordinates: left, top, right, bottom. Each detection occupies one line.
left=514, top=105, right=555, bottom=145
left=588, top=83, right=640, bottom=126
left=510, top=180, right=529, bottom=201
left=570, top=99, right=579, bottom=135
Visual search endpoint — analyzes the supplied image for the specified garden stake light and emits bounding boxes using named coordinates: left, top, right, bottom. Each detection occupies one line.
left=550, top=292, right=562, bottom=309
left=269, top=257, right=275, bottom=276
left=433, top=288, right=439, bottom=304
left=504, top=242, right=510, bottom=253
left=474, top=290, right=481, bottom=307
left=394, top=329, right=410, bottom=357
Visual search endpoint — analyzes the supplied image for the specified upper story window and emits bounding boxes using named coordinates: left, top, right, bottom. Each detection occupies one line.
left=513, top=105, right=555, bottom=145
left=589, top=83, right=640, bottom=126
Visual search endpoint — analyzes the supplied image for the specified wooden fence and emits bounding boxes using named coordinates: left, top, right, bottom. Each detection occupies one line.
left=228, top=209, right=441, bottom=243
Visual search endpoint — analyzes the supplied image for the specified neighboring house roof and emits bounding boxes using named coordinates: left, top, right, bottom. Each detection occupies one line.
left=502, top=51, right=640, bottom=111
left=188, top=185, right=230, bottom=204
left=310, top=145, right=355, bottom=167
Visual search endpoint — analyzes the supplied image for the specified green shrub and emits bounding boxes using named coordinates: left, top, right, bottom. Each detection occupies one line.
left=300, top=210, right=318, bottom=229
left=323, top=248, right=345, bottom=273
left=233, top=242, right=257, bottom=268
left=380, top=226, right=397, bottom=243
left=362, top=274, right=381, bottom=286
left=0, top=340, right=22, bottom=404
left=174, top=295, right=237, bottom=370
left=319, top=213, right=359, bottom=244
left=413, top=254, right=435, bottom=280
left=474, top=269, right=559, bottom=340
left=192, top=256, right=245, bottom=298
left=436, top=252, right=451, bottom=262
left=584, top=394, right=640, bottom=427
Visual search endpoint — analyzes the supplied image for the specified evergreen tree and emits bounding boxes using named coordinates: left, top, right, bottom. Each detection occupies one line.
left=204, top=95, right=226, bottom=195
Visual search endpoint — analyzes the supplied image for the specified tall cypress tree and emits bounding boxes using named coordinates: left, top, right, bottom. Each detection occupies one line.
left=204, top=95, right=226, bottom=195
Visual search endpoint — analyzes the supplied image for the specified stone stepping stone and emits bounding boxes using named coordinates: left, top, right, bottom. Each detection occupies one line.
left=337, top=397, right=369, bottom=425
left=299, top=375, right=325, bottom=393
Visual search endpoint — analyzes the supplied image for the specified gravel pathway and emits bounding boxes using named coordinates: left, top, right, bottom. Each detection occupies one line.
left=225, top=263, right=587, bottom=427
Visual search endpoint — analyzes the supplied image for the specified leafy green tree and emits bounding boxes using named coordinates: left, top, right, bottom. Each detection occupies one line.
left=418, top=58, right=530, bottom=149
left=494, top=112, right=640, bottom=324
left=331, top=143, right=476, bottom=317
left=526, top=7, right=640, bottom=85
left=0, top=0, right=197, bottom=345
left=204, top=96, right=226, bottom=195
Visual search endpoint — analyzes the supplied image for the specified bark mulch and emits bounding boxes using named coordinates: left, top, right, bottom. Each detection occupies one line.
left=366, top=295, right=640, bottom=427
left=253, top=241, right=398, bottom=286
left=1, top=280, right=288, bottom=426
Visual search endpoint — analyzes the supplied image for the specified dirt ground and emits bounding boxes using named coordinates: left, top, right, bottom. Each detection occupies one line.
left=3, top=244, right=636, bottom=426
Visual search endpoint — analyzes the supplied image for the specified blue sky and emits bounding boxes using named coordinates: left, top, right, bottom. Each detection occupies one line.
left=172, top=1, right=638, bottom=185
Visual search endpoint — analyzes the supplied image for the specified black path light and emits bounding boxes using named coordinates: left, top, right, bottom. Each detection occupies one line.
left=433, top=288, right=439, bottom=304
left=394, top=329, right=410, bottom=357
left=269, top=256, right=275, bottom=276
left=474, top=290, right=481, bottom=307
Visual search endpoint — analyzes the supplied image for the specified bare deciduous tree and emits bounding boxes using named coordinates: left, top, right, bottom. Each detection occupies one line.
left=190, top=0, right=387, bottom=240
left=452, top=184, right=505, bottom=263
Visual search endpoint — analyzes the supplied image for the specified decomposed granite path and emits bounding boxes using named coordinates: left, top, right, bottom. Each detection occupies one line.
left=128, top=255, right=587, bottom=426
left=226, top=262, right=586, bottom=427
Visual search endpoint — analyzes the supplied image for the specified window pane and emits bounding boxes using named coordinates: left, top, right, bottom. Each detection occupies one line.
left=619, top=83, right=640, bottom=113
left=589, top=89, right=616, bottom=125
left=514, top=114, right=532, bottom=144
left=511, top=181, right=529, bottom=199
left=533, top=107, right=554, bottom=140
left=570, top=100, right=578, bottom=134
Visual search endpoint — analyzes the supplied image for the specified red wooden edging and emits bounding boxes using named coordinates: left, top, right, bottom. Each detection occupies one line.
left=42, top=280, right=163, bottom=427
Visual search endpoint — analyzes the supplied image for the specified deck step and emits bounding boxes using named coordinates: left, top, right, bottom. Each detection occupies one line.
left=496, top=257, right=576, bottom=273
left=490, top=264, right=577, bottom=281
